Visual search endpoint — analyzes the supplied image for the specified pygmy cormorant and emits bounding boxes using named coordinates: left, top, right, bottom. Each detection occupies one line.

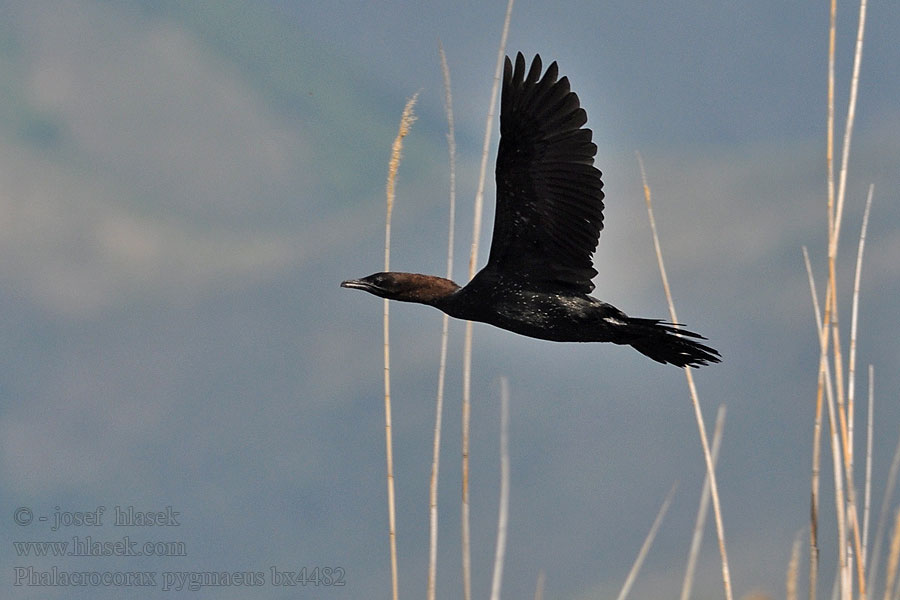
left=342, top=53, right=720, bottom=368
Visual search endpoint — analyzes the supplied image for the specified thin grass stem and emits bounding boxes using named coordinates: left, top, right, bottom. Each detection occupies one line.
left=832, top=0, right=868, bottom=260
left=803, top=246, right=850, bottom=599
left=851, top=188, right=874, bottom=579
left=868, top=420, right=900, bottom=595
left=817, top=2, right=837, bottom=593
left=883, top=507, right=900, bottom=600
left=534, top=570, right=546, bottom=600
left=847, top=186, right=874, bottom=440
left=789, top=531, right=804, bottom=600
left=680, top=404, right=727, bottom=600
left=383, top=93, right=419, bottom=600
left=616, top=484, right=677, bottom=600
left=426, top=44, right=457, bottom=600
left=803, top=248, right=825, bottom=600
left=461, top=4, right=514, bottom=599
left=636, top=152, right=732, bottom=600
left=831, top=2, right=870, bottom=591
left=489, top=377, right=511, bottom=600
left=862, top=365, right=874, bottom=573
left=847, top=187, right=873, bottom=508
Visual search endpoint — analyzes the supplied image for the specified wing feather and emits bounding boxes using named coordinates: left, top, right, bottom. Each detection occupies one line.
left=487, top=53, right=605, bottom=293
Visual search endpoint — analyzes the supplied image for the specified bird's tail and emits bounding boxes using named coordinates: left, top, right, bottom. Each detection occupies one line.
left=622, top=318, right=721, bottom=368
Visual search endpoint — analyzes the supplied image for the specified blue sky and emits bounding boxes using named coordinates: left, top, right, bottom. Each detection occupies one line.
left=1, top=1, right=899, bottom=598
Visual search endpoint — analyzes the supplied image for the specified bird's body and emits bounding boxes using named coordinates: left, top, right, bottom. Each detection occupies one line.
left=436, top=271, right=618, bottom=342
left=342, top=53, right=720, bottom=368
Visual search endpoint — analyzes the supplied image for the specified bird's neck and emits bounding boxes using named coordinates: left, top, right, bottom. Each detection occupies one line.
left=392, top=273, right=461, bottom=306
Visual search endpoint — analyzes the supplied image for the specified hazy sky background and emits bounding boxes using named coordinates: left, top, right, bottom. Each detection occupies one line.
left=1, top=1, right=899, bottom=598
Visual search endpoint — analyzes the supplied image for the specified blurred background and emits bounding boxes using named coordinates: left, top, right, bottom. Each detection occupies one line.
left=1, top=1, right=898, bottom=598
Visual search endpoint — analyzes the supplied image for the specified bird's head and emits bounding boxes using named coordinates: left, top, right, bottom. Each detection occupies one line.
left=341, top=272, right=459, bottom=305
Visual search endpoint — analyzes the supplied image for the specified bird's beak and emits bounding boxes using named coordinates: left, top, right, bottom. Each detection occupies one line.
left=340, top=279, right=368, bottom=290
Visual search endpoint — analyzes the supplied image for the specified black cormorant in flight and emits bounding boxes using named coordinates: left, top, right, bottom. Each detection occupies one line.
left=342, top=53, right=720, bottom=368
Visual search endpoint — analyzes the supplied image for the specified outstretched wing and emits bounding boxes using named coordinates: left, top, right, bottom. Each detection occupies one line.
left=485, top=53, right=605, bottom=293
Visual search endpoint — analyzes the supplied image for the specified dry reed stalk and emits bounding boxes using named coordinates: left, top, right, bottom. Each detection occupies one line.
left=868, top=423, right=900, bottom=595
left=803, top=247, right=851, bottom=599
left=826, top=256, right=861, bottom=595
left=809, top=344, right=824, bottom=600
left=851, top=188, right=874, bottom=577
left=810, top=351, right=824, bottom=600
left=833, top=0, right=868, bottom=253
left=789, top=531, right=803, bottom=600
left=849, top=188, right=874, bottom=388
left=893, top=562, right=900, bottom=600
left=829, top=269, right=865, bottom=599
left=534, top=570, right=546, bottom=600
left=832, top=0, right=871, bottom=593
left=808, top=0, right=870, bottom=595
left=461, top=3, right=514, bottom=599
left=862, top=365, right=874, bottom=574
left=616, top=484, right=677, bottom=600
left=811, top=1, right=838, bottom=595
left=489, top=377, right=511, bottom=600
left=848, top=186, right=873, bottom=503
left=426, top=43, right=457, bottom=600
left=883, top=508, right=900, bottom=600
left=636, top=152, right=733, bottom=600
left=826, top=0, right=836, bottom=242
left=680, top=404, right=727, bottom=600
left=383, top=92, right=419, bottom=600
left=827, top=386, right=851, bottom=599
